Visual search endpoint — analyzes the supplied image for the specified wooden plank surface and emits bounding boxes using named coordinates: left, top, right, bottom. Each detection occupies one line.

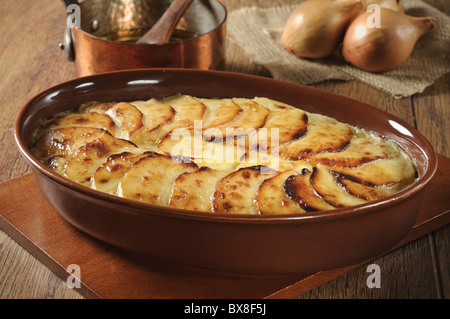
left=0, top=0, right=448, bottom=299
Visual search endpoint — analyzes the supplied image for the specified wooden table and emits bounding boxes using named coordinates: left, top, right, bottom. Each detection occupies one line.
left=0, top=0, right=448, bottom=299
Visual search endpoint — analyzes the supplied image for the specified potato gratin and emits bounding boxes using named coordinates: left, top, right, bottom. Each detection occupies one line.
left=31, top=95, right=416, bottom=214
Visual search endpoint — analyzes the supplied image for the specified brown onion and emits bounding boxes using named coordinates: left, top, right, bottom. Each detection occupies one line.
left=281, top=0, right=364, bottom=59
left=342, top=8, right=436, bottom=72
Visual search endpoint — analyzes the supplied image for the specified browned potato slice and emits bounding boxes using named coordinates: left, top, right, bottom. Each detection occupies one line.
left=157, top=130, right=246, bottom=168
left=256, top=170, right=305, bottom=215
left=329, top=156, right=416, bottom=187
left=238, top=149, right=313, bottom=173
left=138, top=95, right=206, bottom=144
left=237, top=149, right=280, bottom=171
left=64, top=137, right=137, bottom=186
left=310, top=166, right=366, bottom=208
left=157, top=129, right=206, bottom=159
left=203, top=99, right=269, bottom=141
left=284, top=169, right=335, bottom=212
left=162, top=94, right=206, bottom=128
left=34, top=112, right=116, bottom=139
left=196, top=98, right=243, bottom=129
left=169, top=167, right=231, bottom=212
left=104, top=102, right=143, bottom=140
left=280, top=113, right=352, bottom=160
left=93, top=150, right=155, bottom=194
left=78, top=101, right=144, bottom=140
left=337, top=177, right=394, bottom=201
left=118, top=154, right=198, bottom=206
left=32, top=127, right=113, bottom=174
left=132, top=98, right=175, bottom=130
left=130, top=98, right=176, bottom=146
left=312, top=134, right=388, bottom=168
left=213, top=166, right=276, bottom=214
left=253, top=97, right=308, bottom=150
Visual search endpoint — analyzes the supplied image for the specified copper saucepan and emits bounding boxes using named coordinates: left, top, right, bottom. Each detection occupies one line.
left=60, top=0, right=227, bottom=77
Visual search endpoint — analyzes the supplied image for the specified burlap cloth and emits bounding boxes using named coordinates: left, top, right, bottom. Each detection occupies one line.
left=227, top=0, right=450, bottom=98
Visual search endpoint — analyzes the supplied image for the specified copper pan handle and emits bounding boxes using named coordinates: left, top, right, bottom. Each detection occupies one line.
left=58, top=0, right=78, bottom=62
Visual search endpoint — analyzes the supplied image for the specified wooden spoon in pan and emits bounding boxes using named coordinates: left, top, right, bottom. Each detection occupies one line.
left=137, top=0, right=194, bottom=44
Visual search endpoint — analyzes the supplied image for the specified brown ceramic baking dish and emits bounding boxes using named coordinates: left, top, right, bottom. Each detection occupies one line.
left=14, top=69, right=437, bottom=274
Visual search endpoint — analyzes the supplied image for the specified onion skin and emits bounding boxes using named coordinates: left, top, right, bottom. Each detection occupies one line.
left=281, top=0, right=364, bottom=59
left=361, top=0, right=405, bottom=13
left=342, top=8, right=436, bottom=72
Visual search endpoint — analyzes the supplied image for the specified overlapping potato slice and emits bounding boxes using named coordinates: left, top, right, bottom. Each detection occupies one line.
left=157, top=129, right=205, bottom=159
left=280, top=113, right=352, bottom=160
left=284, top=169, right=336, bottom=212
left=237, top=149, right=280, bottom=171
left=169, top=167, right=231, bottom=212
left=118, top=154, right=198, bottom=206
left=238, top=148, right=313, bottom=173
left=130, top=98, right=175, bottom=146
left=311, top=133, right=389, bottom=168
left=252, top=97, right=308, bottom=150
left=93, top=150, right=156, bottom=194
left=213, top=166, right=276, bottom=214
left=137, top=94, right=206, bottom=144
left=329, top=155, right=416, bottom=187
left=34, top=112, right=116, bottom=140
left=162, top=94, right=206, bottom=128
left=195, top=98, right=242, bottom=129
left=63, top=136, right=137, bottom=186
left=202, top=99, right=270, bottom=141
left=32, top=127, right=113, bottom=175
left=157, top=129, right=246, bottom=168
left=256, top=170, right=305, bottom=215
left=104, top=102, right=143, bottom=140
left=78, top=101, right=145, bottom=140
left=336, top=177, right=394, bottom=201
left=310, top=165, right=366, bottom=208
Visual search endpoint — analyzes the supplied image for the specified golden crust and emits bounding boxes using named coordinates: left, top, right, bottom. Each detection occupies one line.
left=93, top=151, right=155, bottom=194
left=212, top=166, right=277, bottom=214
left=64, top=136, right=136, bottom=186
left=279, top=113, right=353, bottom=160
left=118, top=154, right=198, bottom=206
left=169, top=167, right=230, bottom=212
left=256, top=170, right=305, bottom=215
left=284, top=169, right=336, bottom=212
left=31, top=96, right=417, bottom=214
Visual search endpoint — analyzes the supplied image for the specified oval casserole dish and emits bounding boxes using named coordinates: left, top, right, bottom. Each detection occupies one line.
left=14, top=69, right=438, bottom=274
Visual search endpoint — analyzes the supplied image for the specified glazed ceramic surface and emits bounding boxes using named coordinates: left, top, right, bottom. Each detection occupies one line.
left=14, top=69, right=437, bottom=274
